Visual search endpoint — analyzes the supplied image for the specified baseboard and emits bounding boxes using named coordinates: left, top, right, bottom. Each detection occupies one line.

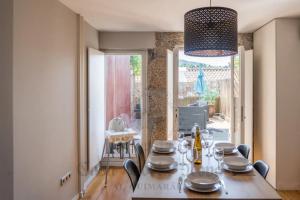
left=71, top=193, right=79, bottom=200
left=83, top=171, right=98, bottom=191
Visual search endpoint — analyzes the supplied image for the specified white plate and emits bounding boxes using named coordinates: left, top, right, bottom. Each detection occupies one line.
left=185, top=179, right=221, bottom=193
left=222, top=163, right=253, bottom=173
left=187, top=172, right=220, bottom=189
left=149, top=156, right=175, bottom=169
left=152, top=147, right=176, bottom=154
left=147, top=162, right=178, bottom=172
left=223, top=156, right=250, bottom=170
left=215, top=142, right=236, bottom=153
left=153, top=140, right=174, bottom=151
left=224, top=148, right=238, bottom=155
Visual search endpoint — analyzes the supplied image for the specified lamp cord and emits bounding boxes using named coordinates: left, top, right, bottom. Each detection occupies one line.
left=210, top=0, right=212, bottom=7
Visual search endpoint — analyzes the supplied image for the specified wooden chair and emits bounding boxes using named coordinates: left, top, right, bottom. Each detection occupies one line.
left=253, top=160, right=270, bottom=179
left=134, top=143, right=145, bottom=172
left=237, top=144, right=250, bottom=159
left=123, top=159, right=140, bottom=191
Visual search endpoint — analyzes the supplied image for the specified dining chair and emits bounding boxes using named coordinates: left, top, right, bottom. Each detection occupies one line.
left=237, top=144, right=250, bottom=159
left=134, top=143, right=145, bottom=172
left=123, top=159, right=140, bottom=191
left=253, top=160, right=270, bottom=179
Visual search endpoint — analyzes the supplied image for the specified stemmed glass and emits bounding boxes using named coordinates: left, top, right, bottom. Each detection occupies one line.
left=178, top=141, right=187, bottom=170
left=203, top=132, right=214, bottom=157
left=214, top=147, right=224, bottom=173
left=177, top=131, right=184, bottom=143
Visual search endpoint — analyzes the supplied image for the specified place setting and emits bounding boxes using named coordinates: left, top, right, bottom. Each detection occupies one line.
left=152, top=140, right=176, bottom=154
left=222, top=156, right=254, bottom=173
left=184, top=171, right=222, bottom=193
left=147, top=155, right=178, bottom=172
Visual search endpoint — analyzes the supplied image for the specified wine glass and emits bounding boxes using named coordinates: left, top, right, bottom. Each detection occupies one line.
left=177, top=131, right=184, bottom=143
left=178, top=141, right=188, bottom=170
left=203, top=133, right=214, bottom=157
left=214, top=147, right=224, bottom=173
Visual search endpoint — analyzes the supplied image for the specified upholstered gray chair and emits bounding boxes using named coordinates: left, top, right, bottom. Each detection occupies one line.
left=134, top=143, right=145, bottom=172
left=237, top=144, right=250, bottom=159
left=253, top=160, right=270, bottom=179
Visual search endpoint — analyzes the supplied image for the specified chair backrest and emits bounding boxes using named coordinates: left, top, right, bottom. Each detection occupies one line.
left=237, top=144, right=250, bottom=159
left=253, top=160, right=270, bottom=179
left=135, top=143, right=145, bottom=172
left=123, top=159, right=140, bottom=190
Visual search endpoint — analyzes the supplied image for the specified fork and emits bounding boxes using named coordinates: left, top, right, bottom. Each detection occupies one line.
left=178, top=176, right=183, bottom=193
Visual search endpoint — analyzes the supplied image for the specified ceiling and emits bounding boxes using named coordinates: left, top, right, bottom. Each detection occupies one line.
left=60, top=0, right=300, bottom=33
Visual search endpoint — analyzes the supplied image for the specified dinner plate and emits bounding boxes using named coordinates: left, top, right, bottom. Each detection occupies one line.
left=152, top=147, right=176, bottom=154
left=187, top=172, right=220, bottom=189
left=147, top=162, right=178, bottom=172
left=223, top=156, right=250, bottom=170
left=222, top=163, right=253, bottom=173
left=184, top=179, right=221, bottom=193
left=148, top=156, right=175, bottom=169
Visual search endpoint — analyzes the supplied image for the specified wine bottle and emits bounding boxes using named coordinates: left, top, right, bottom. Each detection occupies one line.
left=193, top=126, right=202, bottom=164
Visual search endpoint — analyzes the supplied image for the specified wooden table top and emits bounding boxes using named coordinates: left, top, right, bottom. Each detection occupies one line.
left=132, top=144, right=281, bottom=200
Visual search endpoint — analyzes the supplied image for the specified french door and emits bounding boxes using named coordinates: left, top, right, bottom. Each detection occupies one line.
left=169, top=47, right=253, bottom=160
left=231, top=46, right=253, bottom=161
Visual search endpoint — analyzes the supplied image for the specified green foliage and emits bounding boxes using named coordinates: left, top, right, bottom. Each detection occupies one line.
left=201, top=89, right=219, bottom=105
left=130, top=55, right=142, bottom=76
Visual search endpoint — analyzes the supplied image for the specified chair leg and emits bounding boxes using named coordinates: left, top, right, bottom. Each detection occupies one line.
left=128, top=142, right=131, bottom=158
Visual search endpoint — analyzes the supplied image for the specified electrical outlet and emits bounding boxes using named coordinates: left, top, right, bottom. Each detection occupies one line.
left=60, top=171, right=72, bottom=186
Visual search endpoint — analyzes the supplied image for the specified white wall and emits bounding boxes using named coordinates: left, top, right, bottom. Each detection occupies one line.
left=276, top=18, right=300, bottom=190
left=0, top=0, right=14, bottom=199
left=254, top=18, right=300, bottom=190
left=99, top=32, right=155, bottom=49
left=13, top=0, right=78, bottom=199
left=253, top=20, right=277, bottom=187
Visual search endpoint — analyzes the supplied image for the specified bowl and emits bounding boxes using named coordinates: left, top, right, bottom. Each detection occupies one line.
left=215, top=142, right=236, bottom=153
left=153, top=140, right=174, bottom=151
left=187, top=171, right=220, bottom=189
left=149, top=156, right=175, bottom=169
left=223, top=156, right=250, bottom=170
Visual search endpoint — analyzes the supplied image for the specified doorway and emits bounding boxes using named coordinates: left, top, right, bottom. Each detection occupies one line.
left=102, top=51, right=147, bottom=163
left=168, top=47, right=253, bottom=148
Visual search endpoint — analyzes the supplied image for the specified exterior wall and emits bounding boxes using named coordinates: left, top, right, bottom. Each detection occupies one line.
left=13, top=0, right=78, bottom=199
left=276, top=18, right=300, bottom=190
left=0, top=0, right=14, bottom=199
left=253, top=21, right=277, bottom=188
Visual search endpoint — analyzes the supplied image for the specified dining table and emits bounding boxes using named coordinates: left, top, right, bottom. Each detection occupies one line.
left=132, top=142, right=281, bottom=200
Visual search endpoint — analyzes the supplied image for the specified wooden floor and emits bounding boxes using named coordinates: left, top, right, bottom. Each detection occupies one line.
left=81, top=167, right=300, bottom=200
left=80, top=167, right=132, bottom=200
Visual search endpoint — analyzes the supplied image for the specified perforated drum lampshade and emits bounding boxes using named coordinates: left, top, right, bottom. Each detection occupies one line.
left=184, top=7, right=238, bottom=57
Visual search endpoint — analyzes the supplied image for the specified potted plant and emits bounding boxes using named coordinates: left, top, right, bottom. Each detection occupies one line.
left=202, top=89, right=219, bottom=117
